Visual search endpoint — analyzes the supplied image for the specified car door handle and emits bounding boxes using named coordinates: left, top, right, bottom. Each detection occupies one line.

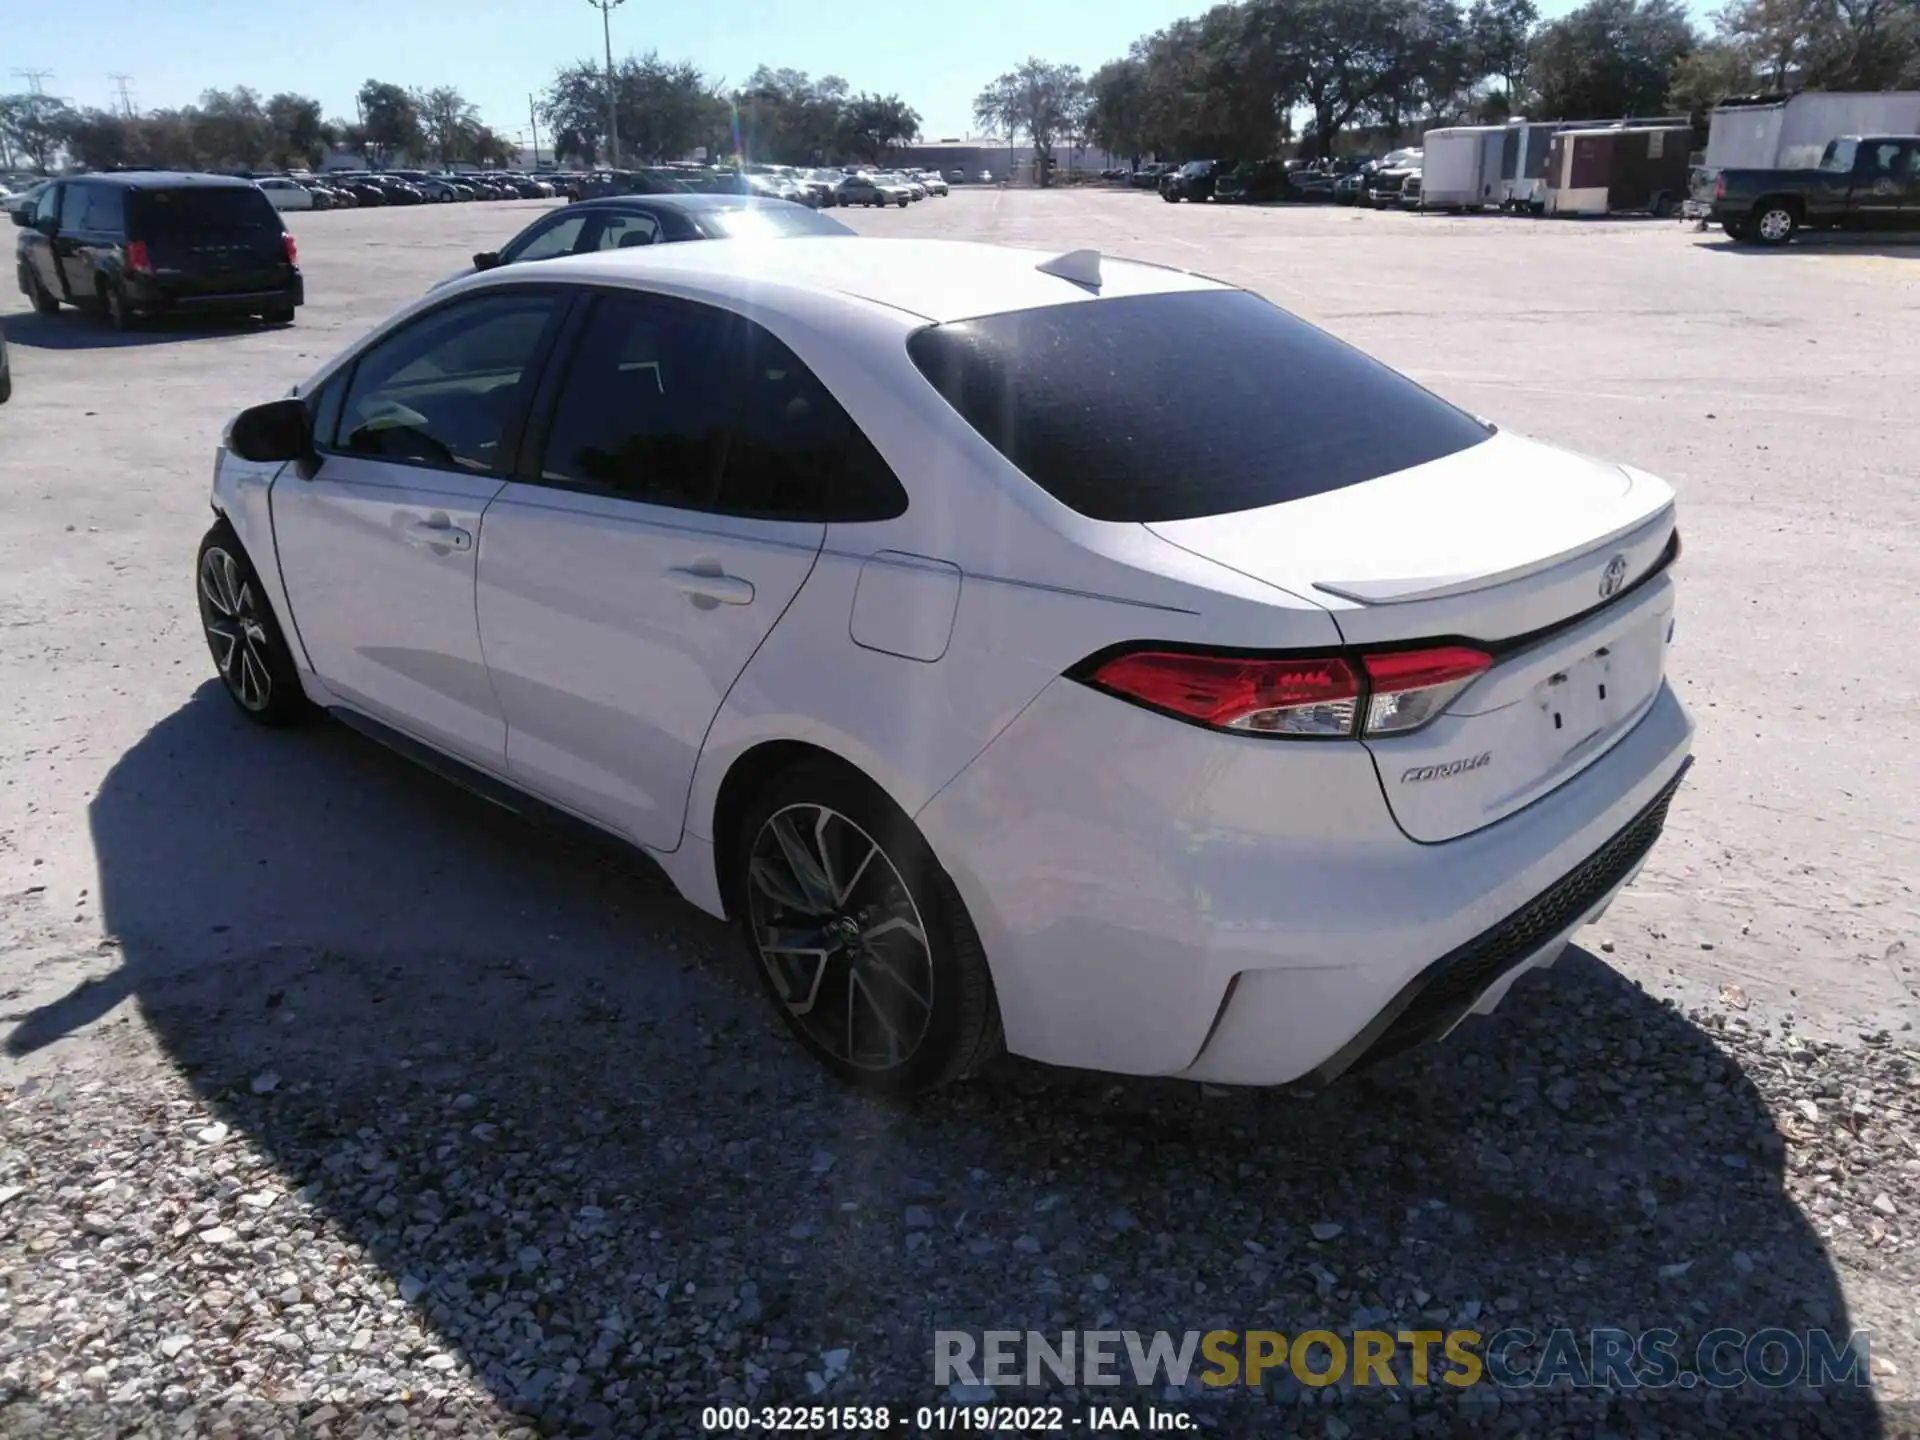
left=664, top=567, right=754, bottom=605
left=403, top=519, right=472, bottom=552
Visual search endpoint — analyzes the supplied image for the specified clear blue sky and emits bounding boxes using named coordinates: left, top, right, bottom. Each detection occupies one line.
left=5, top=0, right=1599, bottom=147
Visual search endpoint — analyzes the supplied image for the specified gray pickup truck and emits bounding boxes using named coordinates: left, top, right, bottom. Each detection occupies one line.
left=1709, top=134, right=1919, bottom=244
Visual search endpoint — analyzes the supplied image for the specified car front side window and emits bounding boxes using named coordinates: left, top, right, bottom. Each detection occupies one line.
left=503, top=214, right=589, bottom=264
left=335, top=293, right=563, bottom=474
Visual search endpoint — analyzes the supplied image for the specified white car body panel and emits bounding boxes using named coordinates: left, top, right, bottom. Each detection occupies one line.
left=270, top=457, right=507, bottom=769
left=475, top=486, right=824, bottom=851
left=207, top=237, right=1694, bottom=1086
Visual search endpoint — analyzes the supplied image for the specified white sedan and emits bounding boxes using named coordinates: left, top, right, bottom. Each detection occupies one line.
left=197, top=238, right=1693, bottom=1094
left=256, top=178, right=316, bottom=211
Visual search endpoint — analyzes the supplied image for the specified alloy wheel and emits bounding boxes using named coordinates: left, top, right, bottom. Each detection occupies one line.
left=198, top=546, right=273, bottom=712
left=1757, top=207, right=1794, bottom=243
left=745, top=803, right=935, bottom=1072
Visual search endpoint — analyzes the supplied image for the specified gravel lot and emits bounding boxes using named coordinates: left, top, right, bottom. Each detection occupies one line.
left=1, top=189, right=1916, bottom=1436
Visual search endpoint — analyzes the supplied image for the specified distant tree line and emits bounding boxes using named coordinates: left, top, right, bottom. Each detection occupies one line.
left=0, top=80, right=517, bottom=174
left=970, top=0, right=1920, bottom=176
left=536, top=55, right=921, bottom=168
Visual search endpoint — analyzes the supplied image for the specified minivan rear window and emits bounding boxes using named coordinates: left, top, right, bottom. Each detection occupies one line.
left=904, top=289, right=1493, bottom=523
left=129, top=187, right=281, bottom=236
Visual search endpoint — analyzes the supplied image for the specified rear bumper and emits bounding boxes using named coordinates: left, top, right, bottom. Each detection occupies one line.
left=125, top=271, right=303, bottom=314
left=918, top=676, right=1694, bottom=1085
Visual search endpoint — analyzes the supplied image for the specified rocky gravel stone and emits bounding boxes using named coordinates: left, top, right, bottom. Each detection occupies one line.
left=0, top=951, right=1912, bottom=1436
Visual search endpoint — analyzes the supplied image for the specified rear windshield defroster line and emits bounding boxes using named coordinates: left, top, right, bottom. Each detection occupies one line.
left=904, top=289, right=1494, bottom=524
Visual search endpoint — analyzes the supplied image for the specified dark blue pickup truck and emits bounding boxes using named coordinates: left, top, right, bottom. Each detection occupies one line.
left=1712, top=134, right=1919, bottom=244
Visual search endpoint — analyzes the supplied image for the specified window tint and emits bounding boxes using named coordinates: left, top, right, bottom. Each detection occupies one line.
left=129, top=186, right=279, bottom=236
left=906, top=289, right=1492, bottom=524
left=337, top=294, right=560, bottom=472
left=592, top=212, right=660, bottom=249
left=539, top=293, right=906, bottom=521
left=34, top=185, right=60, bottom=226
left=504, top=213, right=588, bottom=263
left=1822, top=139, right=1858, bottom=173
left=59, top=185, right=88, bottom=228
left=539, top=295, right=739, bottom=507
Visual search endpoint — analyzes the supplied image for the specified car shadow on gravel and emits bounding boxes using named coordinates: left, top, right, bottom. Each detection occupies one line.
left=9, top=689, right=1887, bottom=1436
left=0, top=308, right=280, bottom=351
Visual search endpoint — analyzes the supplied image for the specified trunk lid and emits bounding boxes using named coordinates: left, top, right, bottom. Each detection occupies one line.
left=1147, top=430, right=1678, bottom=842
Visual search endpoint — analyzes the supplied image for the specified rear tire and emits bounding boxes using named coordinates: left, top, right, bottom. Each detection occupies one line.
left=102, top=282, right=134, bottom=332
left=1750, top=201, right=1799, bottom=246
left=26, top=268, right=61, bottom=314
left=732, top=760, right=1004, bottom=1096
left=196, top=520, right=311, bottom=727
left=263, top=307, right=295, bottom=326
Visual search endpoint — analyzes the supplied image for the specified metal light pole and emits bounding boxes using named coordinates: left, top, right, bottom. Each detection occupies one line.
left=588, top=0, right=626, bottom=168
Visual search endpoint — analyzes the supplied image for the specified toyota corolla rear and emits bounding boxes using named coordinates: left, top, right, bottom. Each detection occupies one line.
left=909, top=284, right=1693, bottom=1085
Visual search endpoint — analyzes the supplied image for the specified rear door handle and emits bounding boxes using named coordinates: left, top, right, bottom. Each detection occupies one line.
left=664, top=567, right=754, bottom=606
left=404, top=519, right=473, bottom=552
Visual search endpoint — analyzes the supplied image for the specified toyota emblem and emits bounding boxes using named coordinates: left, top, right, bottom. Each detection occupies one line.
left=1599, top=553, right=1630, bottom=598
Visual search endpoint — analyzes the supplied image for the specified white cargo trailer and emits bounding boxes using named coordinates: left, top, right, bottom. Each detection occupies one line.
left=1705, top=90, right=1920, bottom=170
left=1419, top=125, right=1507, bottom=209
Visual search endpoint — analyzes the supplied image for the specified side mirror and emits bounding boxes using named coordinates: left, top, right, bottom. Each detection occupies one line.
left=227, top=397, right=313, bottom=464
left=10, top=208, right=27, bottom=228
left=472, top=250, right=501, bottom=271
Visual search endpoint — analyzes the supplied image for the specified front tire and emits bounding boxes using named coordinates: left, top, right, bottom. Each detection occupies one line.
left=733, top=761, right=1004, bottom=1095
left=25, top=267, right=61, bottom=314
left=196, top=521, right=310, bottom=726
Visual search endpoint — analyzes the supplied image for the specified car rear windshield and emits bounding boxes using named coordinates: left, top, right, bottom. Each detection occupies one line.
left=702, top=205, right=850, bottom=238
left=905, top=289, right=1493, bottom=523
left=130, top=186, right=280, bottom=236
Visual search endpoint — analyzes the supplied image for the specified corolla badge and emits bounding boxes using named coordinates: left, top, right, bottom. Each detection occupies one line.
left=1402, top=752, right=1492, bottom=783
left=1599, top=553, right=1630, bottom=599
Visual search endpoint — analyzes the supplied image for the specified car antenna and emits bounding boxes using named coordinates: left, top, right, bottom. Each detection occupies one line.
left=1036, top=248, right=1101, bottom=290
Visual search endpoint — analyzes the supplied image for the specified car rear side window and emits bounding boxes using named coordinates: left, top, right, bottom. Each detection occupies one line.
left=905, top=289, right=1492, bottom=523
left=537, top=292, right=906, bottom=522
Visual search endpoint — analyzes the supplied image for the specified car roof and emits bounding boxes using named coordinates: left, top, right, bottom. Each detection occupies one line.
left=69, top=171, right=261, bottom=190
left=488, top=237, right=1232, bottom=324
left=566, top=193, right=811, bottom=214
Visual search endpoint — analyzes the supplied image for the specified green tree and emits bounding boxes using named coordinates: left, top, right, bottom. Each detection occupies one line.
left=194, top=87, right=271, bottom=168
left=265, top=93, right=330, bottom=169
left=1666, top=39, right=1761, bottom=112
left=414, top=85, right=481, bottom=165
left=836, top=92, right=922, bottom=163
left=0, top=92, right=77, bottom=172
left=357, top=79, right=423, bottom=165
left=1527, top=0, right=1698, bottom=118
left=1085, top=58, right=1149, bottom=164
left=1468, top=0, right=1541, bottom=103
left=732, top=68, right=849, bottom=164
left=973, top=59, right=1087, bottom=184
left=544, top=53, right=726, bottom=166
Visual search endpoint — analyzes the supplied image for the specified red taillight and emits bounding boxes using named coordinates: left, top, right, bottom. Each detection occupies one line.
left=1086, top=643, right=1492, bottom=739
left=1714, top=175, right=1726, bottom=199
left=1361, top=646, right=1493, bottom=735
left=125, top=240, right=152, bottom=274
left=1090, top=651, right=1361, bottom=736
left=283, top=232, right=299, bottom=264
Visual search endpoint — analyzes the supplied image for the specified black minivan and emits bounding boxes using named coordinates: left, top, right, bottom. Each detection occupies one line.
left=14, top=172, right=303, bottom=329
